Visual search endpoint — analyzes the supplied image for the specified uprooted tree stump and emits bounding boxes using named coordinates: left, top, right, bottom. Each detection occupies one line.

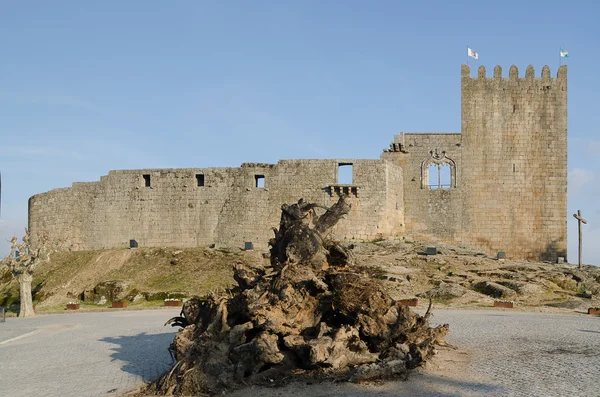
left=154, top=197, right=449, bottom=396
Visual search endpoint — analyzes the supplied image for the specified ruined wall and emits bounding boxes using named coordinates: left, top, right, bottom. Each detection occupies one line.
left=29, top=160, right=404, bottom=251
left=382, top=133, right=463, bottom=244
left=29, top=64, right=567, bottom=260
left=259, top=159, right=404, bottom=243
left=460, top=65, right=567, bottom=260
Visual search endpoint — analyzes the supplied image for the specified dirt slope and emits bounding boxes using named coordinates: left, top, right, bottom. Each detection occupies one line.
left=1, top=246, right=266, bottom=310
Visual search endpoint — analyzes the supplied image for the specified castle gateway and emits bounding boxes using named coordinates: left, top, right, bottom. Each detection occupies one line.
left=29, top=65, right=567, bottom=261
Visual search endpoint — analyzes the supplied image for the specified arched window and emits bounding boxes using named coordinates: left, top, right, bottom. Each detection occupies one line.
left=440, top=163, right=451, bottom=188
left=428, top=163, right=452, bottom=189
left=421, top=149, right=456, bottom=190
left=428, top=164, right=439, bottom=189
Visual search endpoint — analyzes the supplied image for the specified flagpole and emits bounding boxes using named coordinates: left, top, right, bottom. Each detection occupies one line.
left=559, top=47, right=561, bottom=67
left=467, top=45, right=469, bottom=66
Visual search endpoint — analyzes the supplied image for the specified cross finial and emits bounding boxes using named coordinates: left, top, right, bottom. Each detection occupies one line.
left=573, top=210, right=587, bottom=269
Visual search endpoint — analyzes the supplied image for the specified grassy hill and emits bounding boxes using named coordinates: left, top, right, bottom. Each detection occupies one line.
left=1, top=246, right=266, bottom=313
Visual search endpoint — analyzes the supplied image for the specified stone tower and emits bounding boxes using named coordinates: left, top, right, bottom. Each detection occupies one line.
left=382, top=64, right=567, bottom=260
left=460, top=64, right=567, bottom=260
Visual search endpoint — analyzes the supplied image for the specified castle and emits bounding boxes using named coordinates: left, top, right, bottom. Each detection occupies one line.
left=29, top=64, right=568, bottom=261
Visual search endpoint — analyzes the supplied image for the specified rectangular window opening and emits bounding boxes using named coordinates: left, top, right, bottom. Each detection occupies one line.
left=143, top=174, right=151, bottom=187
left=255, top=175, right=265, bottom=188
left=338, top=163, right=353, bottom=184
left=196, top=174, right=205, bottom=187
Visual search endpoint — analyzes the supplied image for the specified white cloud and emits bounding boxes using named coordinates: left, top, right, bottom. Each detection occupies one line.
left=568, top=168, right=594, bottom=197
left=0, top=138, right=150, bottom=169
left=40, top=95, right=107, bottom=114
left=572, top=138, right=600, bottom=159
left=303, top=143, right=328, bottom=157
left=0, top=93, right=108, bottom=114
left=0, top=145, right=86, bottom=160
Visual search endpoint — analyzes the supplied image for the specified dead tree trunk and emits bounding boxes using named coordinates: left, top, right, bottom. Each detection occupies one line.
left=1, top=230, right=53, bottom=318
left=156, top=196, right=449, bottom=396
left=269, top=197, right=351, bottom=270
left=17, top=273, right=35, bottom=318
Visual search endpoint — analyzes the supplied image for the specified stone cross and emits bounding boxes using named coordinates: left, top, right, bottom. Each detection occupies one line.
left=573, top=210, right=587, bottom=269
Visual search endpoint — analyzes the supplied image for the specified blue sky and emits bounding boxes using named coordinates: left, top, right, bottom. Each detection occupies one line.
left=1, top=1, right=599, bottom=264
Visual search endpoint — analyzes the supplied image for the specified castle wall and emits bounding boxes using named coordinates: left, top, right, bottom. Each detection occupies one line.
left=28, top=64, right=568, bottom=261
left=460, top=65, right=567, bottom=260
left=381, top=133, right=463, bottom=244
left=381, top=65, right=567, bottom=261
left=29, top=160, right=404, bottom=251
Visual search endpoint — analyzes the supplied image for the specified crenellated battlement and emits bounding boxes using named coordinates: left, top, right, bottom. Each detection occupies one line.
left=461, top=64, right=567, bottom=80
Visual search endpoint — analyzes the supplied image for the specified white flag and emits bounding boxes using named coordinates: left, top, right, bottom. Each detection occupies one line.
left=468, top=47, right=479, bottom=59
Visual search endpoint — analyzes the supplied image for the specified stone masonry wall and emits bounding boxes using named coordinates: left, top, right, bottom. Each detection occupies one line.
left=460, top=65, right=567, bottom=260
left=29, top=160, right=404, bottom=251
left=382, top=64, right=567, bottom=261
left=28, top=64, right=567, bottom=261
left=382, top=133, right=463, bottom=244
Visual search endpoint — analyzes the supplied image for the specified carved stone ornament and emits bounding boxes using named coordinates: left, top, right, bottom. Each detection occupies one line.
left=430, top=149, right=446, bottom=161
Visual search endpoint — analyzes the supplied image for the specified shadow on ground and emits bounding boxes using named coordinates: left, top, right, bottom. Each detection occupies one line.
left=350, top=372, right=505, bottom=397
left=99, top=331, right=504, bottom=397
left=100, top=332, right=175, bottom=381
left=225, top=372, right=504, bottom=397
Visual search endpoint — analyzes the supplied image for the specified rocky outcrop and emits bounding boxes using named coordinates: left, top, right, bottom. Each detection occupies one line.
left=89, top=280, right=131, bottom=303
left=472, top=281, right=517, bottom=299
left=422, top=282, right=468, bottom=300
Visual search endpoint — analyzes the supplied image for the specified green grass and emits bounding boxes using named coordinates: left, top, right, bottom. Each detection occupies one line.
left=430, top=293, right=459, bottom=305
left=103, top=247, right=235, bottom=296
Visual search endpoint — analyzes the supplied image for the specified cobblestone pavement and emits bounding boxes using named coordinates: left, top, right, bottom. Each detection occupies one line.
left=0, top=309, right=598, bottom=397
left=0, top=309, right=178, bottom=397
left=430, top=309, right=600, bottom=397
left=227, top=309, right=600, bottom=397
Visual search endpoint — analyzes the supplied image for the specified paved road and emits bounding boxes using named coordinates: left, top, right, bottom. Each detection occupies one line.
left=229, top=309, right=600, bottom=397
left=0, top=309, right=599, bottom=397
left=0, top=309, right=178, bottom=397
left=425, top=309, right=600, bottom=396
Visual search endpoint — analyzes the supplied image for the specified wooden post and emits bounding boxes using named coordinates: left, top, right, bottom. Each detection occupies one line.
left=573, top=210, right=587, bottom=269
